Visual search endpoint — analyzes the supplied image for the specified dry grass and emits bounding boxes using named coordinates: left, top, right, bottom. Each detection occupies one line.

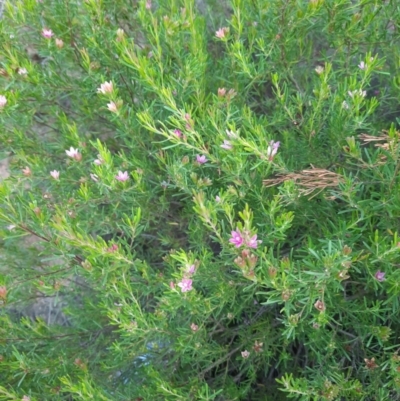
left=263, top=166, right=344, bottom=198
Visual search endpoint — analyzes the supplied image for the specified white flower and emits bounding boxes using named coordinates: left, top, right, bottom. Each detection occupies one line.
left=358, top=61, right=366, bottom=70
left=315, top=65, right=324, bottom=75
left=348, top=89, right=366, bottom=98
left=50, top=170, right=60, bottom=180
left=0, top=95, right=7, bottom=108
left=18, top=68, right=28, bottom=75
left=226, top=129, right=238, bottom=139
left=220, top=140, right=232, bottom=150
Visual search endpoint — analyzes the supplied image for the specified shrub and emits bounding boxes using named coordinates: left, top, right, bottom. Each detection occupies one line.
left=1, top=0, right=400, bottom=399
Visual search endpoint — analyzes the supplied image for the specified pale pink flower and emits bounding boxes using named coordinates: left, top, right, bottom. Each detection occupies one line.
left=94, top=158, right=103, bottom=165
left=229, top=229, right=244, bottom=248
left=241, top=350, right=250, bottom=359
left=190, top=323, right=199, bottom=332
left=375, top=270, right=385, bottom=282
left=18, top=68, right=28, bottom=75
left=65, top=147, right=81, bottom=160
left=50, top=170, right=60, bottom=180
left=55, top=38, right=64, bottom=49
left=218, top=88, right=226, bottom=97
left=22, top=166, right=31, bottom=176
left=0, top=95, right=7, bottom=108
left=177, top=278, right=193, bottom=292
left=220, top=140, right=232, bottom=150
left=107, top=101, right=118, bottom=113
left=196, top=155, right=207, bottom=164
left=215, top=195, right=221, bottom=202
left=145, top=0, right=152, bottom=9
left=97, top=81, right=114, bottom=94
left=41, top=28, right=54, bottom=39
left=246, top=234, right=261, bottom=249
left=358, top=61, right=366, bottom=70
left=115, top=171, right=129, bottom=182
left=169, top=281, right=175, bottom=289
left=314, top=299, right=326, bottom=312
left=215, top=27, right=229, bottom=39
left=22, top=396, right=31, bottom=401
left=266, top=140, right=280, bottom=161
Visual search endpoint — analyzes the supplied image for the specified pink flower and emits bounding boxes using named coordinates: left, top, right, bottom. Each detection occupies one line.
left=220, top=140, right=232, bottom=150
left=186, top=264, right=196, bottom=275
left=358, top=61, right=366, bottom=70
left=94, top=158, right=103, bottom=165
left=169, top=281, right=175, bottom=289
left=375, top=270, right=385, bottom=282
left=190, top=323, right=199, bottom=332
left=50, top=170, right=60, bottom=180
left=215, top=195, right=221, bottom=203
left=97, top=81, right=114, bottom=94
left=145, top=0, right=152, bottom=9
left=229, top=229, right=244, bottom=248
left=241, top=350, right=250, bottom=359
left=196, top=155, right=207, bottom=164
left=65, top=147, right=81, bottom=161
left=107, top=244, right=118, bottom=253
left=215, top=27, right=229, bottom=39
left=178, top=278, right=193, bottom=292
left=173, top=129, right=182, bottom=138
left=246, top=234, right=261, bottom=249
left=115, top=171, right=129, bottom=182
left=41, top=28, right=54, bottom=39
left=267, top=140, right=280, bottom=161
left=107, top=101, right=118, bottom=113
left=0, top=95, right=7, bottom=108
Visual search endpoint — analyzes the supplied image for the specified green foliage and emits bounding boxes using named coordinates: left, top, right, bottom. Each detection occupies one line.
left=1, top=0, right=400, bottom=399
